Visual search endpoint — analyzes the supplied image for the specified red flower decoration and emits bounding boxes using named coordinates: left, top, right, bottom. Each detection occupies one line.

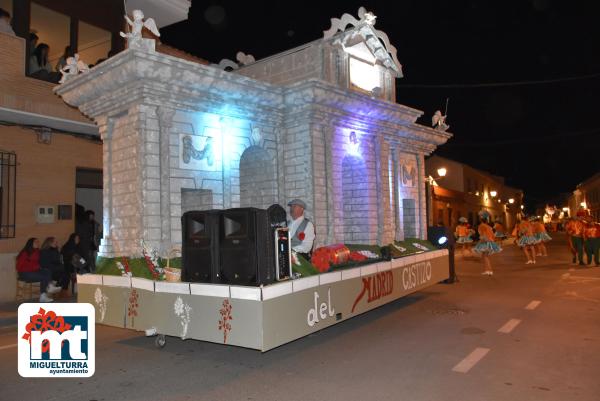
left=298, top=232, right=306, bottom=241
left=121, top=257, right=131, bottom=273
left=128, top=289, right=139, bottom=320
left=218, top=299, right=233, bottom=344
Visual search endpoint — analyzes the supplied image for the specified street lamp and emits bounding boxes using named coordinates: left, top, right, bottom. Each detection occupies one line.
left=508, top=198, right=515, bottom=204
left=426, top=167, right=449, bottom=226
left=520, top=205, right=524, bottom=210
left=490, top=190, right=497, bottom=198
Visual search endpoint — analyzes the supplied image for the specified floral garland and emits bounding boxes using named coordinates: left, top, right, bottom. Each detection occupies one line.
left=140, top=240, right=164, bottom=280
left=116, top=257, right=132, bottom=277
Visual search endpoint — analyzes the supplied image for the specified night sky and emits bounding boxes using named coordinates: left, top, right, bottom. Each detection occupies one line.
left=161, top=0, right=600, bottom=207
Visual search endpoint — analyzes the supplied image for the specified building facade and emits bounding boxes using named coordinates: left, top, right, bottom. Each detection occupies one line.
left=0, top=0, right=191, bottom=301
left=568, top=173, right=600, bottom=221
left=425, top=155, right=524, bottom=230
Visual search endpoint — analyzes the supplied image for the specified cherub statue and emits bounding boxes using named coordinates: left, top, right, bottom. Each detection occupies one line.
left=432, top=110, right=450, bottom=131
left=358, top=7, right=377, bottom=25
left=236, top=51, right=256, bottom=66
left=59, top=53, right=89, bottom=84
left=120, top=9, right=160, bottom=49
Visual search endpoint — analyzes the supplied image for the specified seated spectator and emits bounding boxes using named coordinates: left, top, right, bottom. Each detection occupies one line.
left=16, top=238, right=61, bottom=302
left=61, top=233, right=88, bottom=290
left=55, top=45, right=74, bottom=71
left=0, top=8, right=15, bottom=36
left=29, top=43, right=60, bottom=83
left=40, top=237, right=67, bottom=291
left=28, top=32, right=38, bottom=49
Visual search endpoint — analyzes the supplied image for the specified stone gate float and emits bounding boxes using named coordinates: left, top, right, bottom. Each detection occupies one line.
left=55, top=6, right=452, bottom=351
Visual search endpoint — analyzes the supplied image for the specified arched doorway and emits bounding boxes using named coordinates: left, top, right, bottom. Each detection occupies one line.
left=239, top=146, right=277, bottom=208
left=342, top=155, right=371, bottom=243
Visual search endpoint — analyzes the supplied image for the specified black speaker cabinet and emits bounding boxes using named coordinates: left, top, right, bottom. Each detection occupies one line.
left=181, top=210, right=220, bottom=283
left=219, top=208, right=276, bottom=286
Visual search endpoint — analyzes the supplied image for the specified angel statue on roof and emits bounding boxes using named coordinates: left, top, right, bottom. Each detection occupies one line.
left=59, top=54, right=89, bottom=84
left=120, top=9, right=160, bottom=49
left=432, top=110, right=450, bottom=131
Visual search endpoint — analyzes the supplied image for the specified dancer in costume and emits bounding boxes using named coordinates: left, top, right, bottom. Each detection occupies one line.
left=493, top=220, right=508, bottom=245
left=455, top=217, right=474, bottom=257
left=564, top=217, right=578, bottom=264
left=532, top=217, right=551, bottom=257
left=583, top=215, right=600, bottom=267
left=473, top=210, right=502, bottom=276
left=568, top=212, right=587, bottom=266
left=516, top=216, right=538, bottom=264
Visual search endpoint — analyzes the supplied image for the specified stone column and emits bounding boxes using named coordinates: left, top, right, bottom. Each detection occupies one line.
left=97, top=116, right=114, bottom=257
left=323, top=124, right=336, bottom=245
left=417, top=153, right=427, bottom=239
left=374, top=136, right=385, bottom=245
left=220, top=116, right=232, bottom=209
left=391, top=147, right=402, bottom=241
left=157, top=106, right=176, bottom=255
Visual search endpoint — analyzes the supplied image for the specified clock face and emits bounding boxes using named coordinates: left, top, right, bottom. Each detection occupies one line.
left=349, top=56, right=381, bottom=92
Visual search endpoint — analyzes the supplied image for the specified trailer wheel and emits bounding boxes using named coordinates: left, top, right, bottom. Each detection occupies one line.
left=155, top=334, right=166, bottom=348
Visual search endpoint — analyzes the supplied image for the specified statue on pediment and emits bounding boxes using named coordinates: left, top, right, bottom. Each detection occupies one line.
left=120, top=9, right=160, bottom=50
left=432, top=110, right=450, bottom=131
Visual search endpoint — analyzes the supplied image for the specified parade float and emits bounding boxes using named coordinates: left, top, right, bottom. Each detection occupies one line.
left=56, top=7, right=452, bottom=351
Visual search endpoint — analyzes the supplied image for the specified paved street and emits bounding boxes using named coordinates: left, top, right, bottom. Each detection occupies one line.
left=1, top=233, right=599, bottom=401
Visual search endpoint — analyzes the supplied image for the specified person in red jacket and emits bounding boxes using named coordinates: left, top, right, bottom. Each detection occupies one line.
left=16, top=238, right=61, bottom=302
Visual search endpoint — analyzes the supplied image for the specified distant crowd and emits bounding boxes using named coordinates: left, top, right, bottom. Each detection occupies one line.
left=452, top=209, right=599, bottom=275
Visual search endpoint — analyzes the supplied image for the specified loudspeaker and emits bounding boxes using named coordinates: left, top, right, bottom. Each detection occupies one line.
left=181, top=210, right=220, bottom=283
left=219, top=208, right=276, bottom=286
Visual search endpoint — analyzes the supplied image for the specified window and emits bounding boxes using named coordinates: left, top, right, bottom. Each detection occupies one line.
left=0, top=151, right=17, bottom=238
left=349, top=56, right=382, bottom=93
left=28, top=3, right=70, bottom=82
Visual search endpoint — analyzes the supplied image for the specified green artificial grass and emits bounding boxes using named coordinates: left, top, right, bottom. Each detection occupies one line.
left=95, top=256, right=181, bottom=280
left=94, top=240, right=435, bottom=281
left=292, top=254, right=320, bottom=277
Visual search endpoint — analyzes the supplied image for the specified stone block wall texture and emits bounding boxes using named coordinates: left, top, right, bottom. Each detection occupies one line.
left=238, top=45, right=323, bottom=87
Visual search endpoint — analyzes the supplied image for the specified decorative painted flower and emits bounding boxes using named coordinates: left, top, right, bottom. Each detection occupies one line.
left=218, top=299, right=233, bottom=344
left=128, top=289, right=139, bottom=319
left=174, top=296, right=184, bottom=316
